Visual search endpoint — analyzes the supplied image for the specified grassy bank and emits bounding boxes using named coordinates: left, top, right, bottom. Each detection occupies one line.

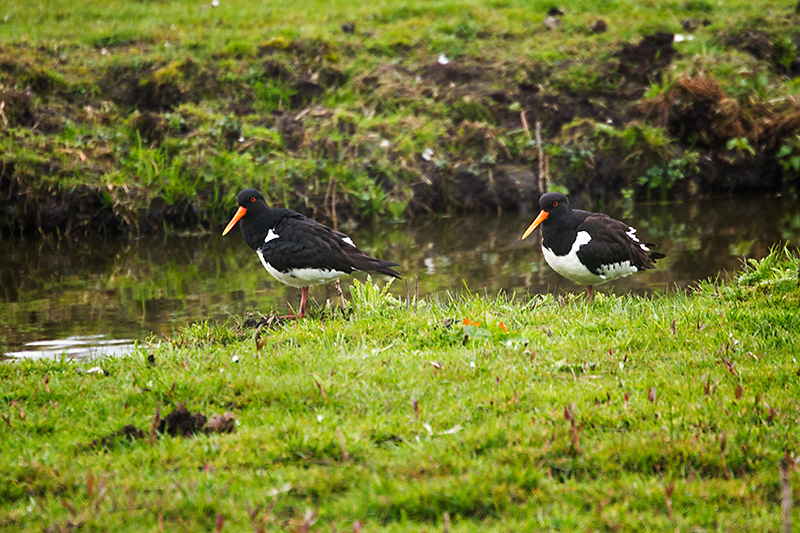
left=2, top=0, right=800, bottom=235
left=1, top=248, right=799, bottom=531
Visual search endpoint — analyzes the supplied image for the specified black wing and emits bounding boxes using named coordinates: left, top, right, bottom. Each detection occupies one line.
left=260, top=214, right=401, bottom=277
left=575, top=214, right=662, bottom=275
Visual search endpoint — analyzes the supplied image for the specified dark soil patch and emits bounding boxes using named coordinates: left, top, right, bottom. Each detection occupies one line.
left=0, top=88, right=36, bottom=127
left=100, top=59, right=206, bottom=111
left=728, top=30, right=800, bottom=76
left=159, top=405, right=207, bottom=437
left=410, top=164, right=538, bottom=214
left=0, top=88, right=63, bottom=133
left=86, top=407, right=235, bottom=450
left=735, top=31, right=773, bottom=60
left=276, top=111, right=307, bottom=150
left=289, top=80, right=325, bottom=109
left=615, top=32, right=676, bottom=85
left=89, top=424, right=145, bottom=449
left=158, top=405, right=236, bottom=437
left=0, top=179, right=120, bottom=236
left=129, top=111, right=169, bottom=144
left=421, top=61, right=489, bottom=85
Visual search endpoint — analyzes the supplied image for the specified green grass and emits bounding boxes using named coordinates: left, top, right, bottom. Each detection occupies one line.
left=2, top=0, right=800, bottom=235
left=2, top=247, right=799, bottom=531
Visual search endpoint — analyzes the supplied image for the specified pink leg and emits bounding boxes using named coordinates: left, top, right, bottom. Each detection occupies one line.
left=586, top=285, right=594, bottom=302
left=334, top=279, right=346, bottom=310
left=298, top=287, right=309, bottom=318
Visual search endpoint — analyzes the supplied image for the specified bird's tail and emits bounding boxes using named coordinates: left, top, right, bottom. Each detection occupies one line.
left=349, top=252, right=402, bottom=278
left=374, top=261, right=402, bottom=278
left=640, top=241, right=665, bottom=264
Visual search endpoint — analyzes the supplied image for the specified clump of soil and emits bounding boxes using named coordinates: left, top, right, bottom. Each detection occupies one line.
left=158, top=405, right=209, bottom=437
left=205, top=412, right=236, bottom=434
left=89, top=424, right=145, bottom=449
left=88, top=406, right=235, bottom=449
left=158, top=405, right=236, bottom=436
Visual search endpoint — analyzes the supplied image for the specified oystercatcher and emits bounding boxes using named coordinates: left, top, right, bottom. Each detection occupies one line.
left=222, top=188, right=401, bottom=318
left=521, top=192, right=664, bottom=300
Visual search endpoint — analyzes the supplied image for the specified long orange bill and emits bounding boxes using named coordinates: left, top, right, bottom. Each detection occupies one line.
left=521, top=210, right=549, bottom=240
left=222, top=206, right=247, bottom=236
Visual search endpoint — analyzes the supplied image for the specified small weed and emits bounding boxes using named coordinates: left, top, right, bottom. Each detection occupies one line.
left=638, top=154, right=699, bottom=201
left=726, top=137, right=755, bottom=156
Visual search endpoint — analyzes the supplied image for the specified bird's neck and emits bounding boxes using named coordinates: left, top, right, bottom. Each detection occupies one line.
left=240, top=208, right=278, bottom=251
left=541, top=210, right=585, bottom=254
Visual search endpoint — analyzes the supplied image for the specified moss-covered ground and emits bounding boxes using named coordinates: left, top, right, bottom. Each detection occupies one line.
left=2, top=0, right=800, bottom=235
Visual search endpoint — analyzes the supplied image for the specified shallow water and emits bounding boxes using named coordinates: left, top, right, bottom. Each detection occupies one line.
left=2, top=194, right=799, bottom=359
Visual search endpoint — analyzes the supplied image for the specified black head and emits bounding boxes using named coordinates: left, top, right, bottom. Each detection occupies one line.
left=537, top=192, right=572, bottom=216
left=222, top=188, right=270, bottom=241
left=236, top=188, right=266, bottom=208
left=521, top=192, right=573, bottom=240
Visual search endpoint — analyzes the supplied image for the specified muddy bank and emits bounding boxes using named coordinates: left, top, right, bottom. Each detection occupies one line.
left=2, top=16, right=800, bottom=235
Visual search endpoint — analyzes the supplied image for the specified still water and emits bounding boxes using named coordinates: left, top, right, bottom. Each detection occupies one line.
left=2, top=194, right=799, bottom=359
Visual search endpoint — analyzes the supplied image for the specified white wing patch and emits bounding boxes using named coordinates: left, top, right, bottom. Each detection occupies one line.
left=341, top=236, right=355, bottom=247
left=264, top=228, right=280, bottom=243
left=627, top=226, right=651, bottom=251
left=256, top=249, right=346, bottom=288
left=598, top=260, right=638, bottom=279
left=574, top=230, right=592, bottom=248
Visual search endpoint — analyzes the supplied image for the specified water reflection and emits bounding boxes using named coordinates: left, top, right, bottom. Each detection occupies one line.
left=1, top=194, right=798, bottom=359
left=5, top=336, right=135, bottom=360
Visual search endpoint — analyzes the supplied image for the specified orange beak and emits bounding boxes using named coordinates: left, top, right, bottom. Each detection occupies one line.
left=521, top=210, right=549, bottom=240
left=222, top=206, right=247, bottom=236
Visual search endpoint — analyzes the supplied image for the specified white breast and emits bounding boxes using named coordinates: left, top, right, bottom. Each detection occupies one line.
left=542, top=231, right=603, bottom=286
left=256, top=249, right=347, bottom=288
left=542, top=230, right=640, bottom=286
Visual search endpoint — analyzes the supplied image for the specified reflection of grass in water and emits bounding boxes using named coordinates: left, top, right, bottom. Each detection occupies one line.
left=0, top=237, right=292, bottom=351
left=0, top=227, right=421, bottom=350
left=1, top=249, right=799, bottom=530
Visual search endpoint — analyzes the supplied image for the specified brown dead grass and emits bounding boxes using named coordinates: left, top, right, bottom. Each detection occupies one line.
left=643, top=77, right=747, bottom=148
left=645, top=76, right=800, bottom=150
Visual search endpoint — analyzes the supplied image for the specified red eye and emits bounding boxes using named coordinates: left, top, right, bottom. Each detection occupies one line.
left=250, top=197, right=256, bottom=203
left=553, top=201, right=558, bottom=206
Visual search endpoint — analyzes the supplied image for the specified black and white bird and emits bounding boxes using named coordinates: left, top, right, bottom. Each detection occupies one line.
left=222, top=189, right=401, bottom=318
left=521, top=192, right=664, bottom=300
